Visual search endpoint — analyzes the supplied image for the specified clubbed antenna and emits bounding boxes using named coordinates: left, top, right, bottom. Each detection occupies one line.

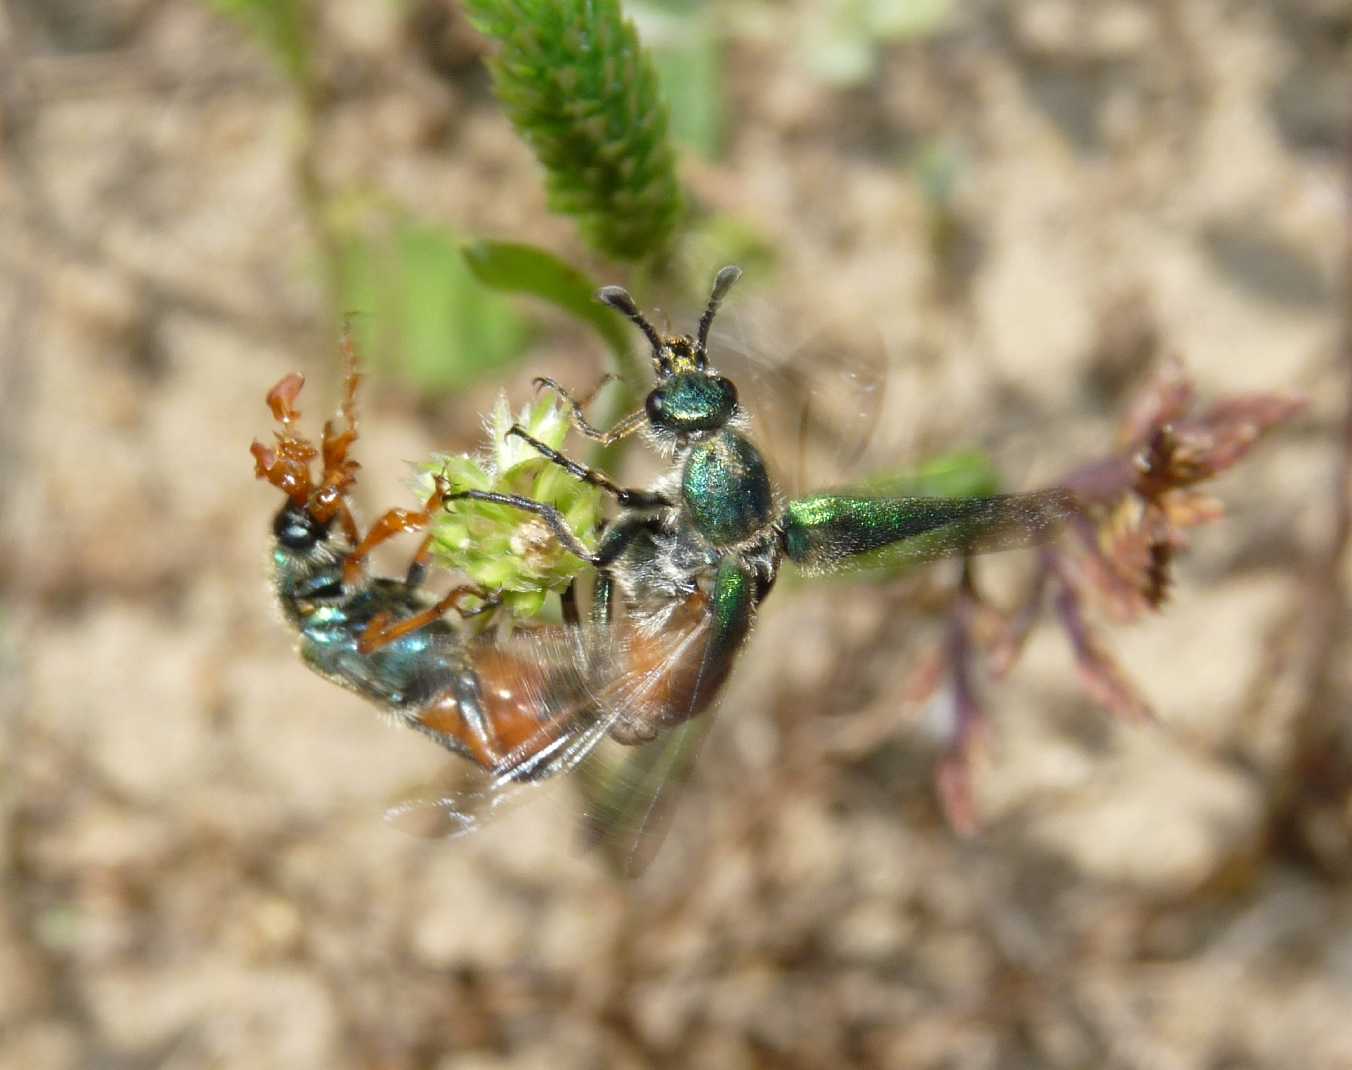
left=696, top=265, right=742, bottom=355
left=597, top=284, right=666, bottom=363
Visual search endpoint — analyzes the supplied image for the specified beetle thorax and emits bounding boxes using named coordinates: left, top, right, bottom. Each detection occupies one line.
left=679, top=428, right=775, bottom=549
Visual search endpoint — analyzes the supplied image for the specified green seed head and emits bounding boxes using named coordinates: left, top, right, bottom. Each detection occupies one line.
left=420, top=394, right=604, bottom=621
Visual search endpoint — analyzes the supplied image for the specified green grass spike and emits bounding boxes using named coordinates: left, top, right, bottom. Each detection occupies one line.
left=465, top=0, right=685, bottom=261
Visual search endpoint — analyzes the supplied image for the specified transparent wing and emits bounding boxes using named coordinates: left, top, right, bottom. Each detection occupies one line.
left=782, top=487, right=1077, bottom=578
left=707, top=290, right=1061, bottom=518
left=576, top=715, right=716, bottom=878
left=386, top=595, right=727, bottom=878
left=706, top=311, right=888, bottom=497
left=573, top=599, right=721, bottom=878
left=384, top=621, right=624, bottom=839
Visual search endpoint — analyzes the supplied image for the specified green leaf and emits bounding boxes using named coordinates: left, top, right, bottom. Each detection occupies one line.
left=462, top=239, right=644, bottom=475
left=867, top=0, right=952, bottom=39
left=463, top=240, right=632, bottom=363
left=205, top=0, right=310, bottom=83
left=802, top=0, right=952, bottom=87
left=340, top=222, right=530, bottom=394
left=634, top=2, right=724, bottom=158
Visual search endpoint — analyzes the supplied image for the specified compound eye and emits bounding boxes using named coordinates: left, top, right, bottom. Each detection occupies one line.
left=716, top=376, right=738, bottom=410
left=645, top=389, right=666, bottom=426
left=274, top=507, right=321, bottom=550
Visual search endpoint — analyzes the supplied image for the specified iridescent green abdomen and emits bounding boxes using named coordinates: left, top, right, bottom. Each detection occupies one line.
left=681, top=430, right=773, bottom=546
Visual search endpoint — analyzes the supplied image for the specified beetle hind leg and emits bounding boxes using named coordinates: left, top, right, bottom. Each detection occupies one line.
left=358, top=585, right=502, bottom=655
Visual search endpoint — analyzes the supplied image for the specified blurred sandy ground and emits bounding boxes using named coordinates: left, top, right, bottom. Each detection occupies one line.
left=0, top=1, right=1349, bottom=1067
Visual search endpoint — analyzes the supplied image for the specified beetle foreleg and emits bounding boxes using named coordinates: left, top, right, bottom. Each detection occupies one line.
left=342, top=476, right=450, bottom=588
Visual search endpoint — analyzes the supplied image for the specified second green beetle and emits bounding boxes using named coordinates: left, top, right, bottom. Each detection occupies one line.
left=442, top=266, right=1076, bottom=754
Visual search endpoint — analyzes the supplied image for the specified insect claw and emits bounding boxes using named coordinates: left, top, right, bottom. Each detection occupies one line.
left=460, top=591, right=503, bottom=618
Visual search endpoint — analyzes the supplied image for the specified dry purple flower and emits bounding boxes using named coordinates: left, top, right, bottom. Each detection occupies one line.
left=914, top=358, right=1304, bottom=832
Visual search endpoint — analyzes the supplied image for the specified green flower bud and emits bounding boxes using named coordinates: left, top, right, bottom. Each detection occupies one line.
left=420, top=393, right=605, bottom=620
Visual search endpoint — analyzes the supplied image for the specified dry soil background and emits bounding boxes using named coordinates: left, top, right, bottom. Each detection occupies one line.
left=1, top=1, right=1350, bottom=1068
